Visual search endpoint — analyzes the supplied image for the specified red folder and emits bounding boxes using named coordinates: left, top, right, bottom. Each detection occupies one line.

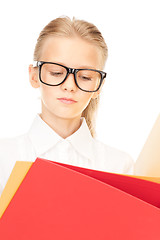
left=0, top=157, right=160, bottom=240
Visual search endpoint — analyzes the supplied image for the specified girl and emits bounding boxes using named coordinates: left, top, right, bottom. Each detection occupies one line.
left=0, top=16, right=134, bottom=195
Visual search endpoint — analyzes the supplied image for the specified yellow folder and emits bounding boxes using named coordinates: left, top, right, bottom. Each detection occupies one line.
left=0, top=161, right=33, bottom=218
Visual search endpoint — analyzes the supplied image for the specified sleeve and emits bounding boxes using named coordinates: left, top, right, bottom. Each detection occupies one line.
left=93, top=139, right=135, bottom=175
left=0, top=182, right=3, bottom=196
left=0, top=138, right=19, bottom=196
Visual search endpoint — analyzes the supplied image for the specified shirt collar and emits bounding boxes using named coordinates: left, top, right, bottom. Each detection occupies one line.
left=28, top=114, right=95, bottom=161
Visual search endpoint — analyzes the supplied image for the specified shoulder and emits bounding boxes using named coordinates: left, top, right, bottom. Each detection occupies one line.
left=0, top=134, right=28, bottom=166
left=91, top=138, right=134, bottom=175
left=0, top=133, right=33, bottom=169
left=0, top=134, right=28, bottom=155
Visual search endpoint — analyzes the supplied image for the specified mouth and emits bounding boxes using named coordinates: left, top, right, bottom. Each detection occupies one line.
left=57, top=98, right=77, bottom=104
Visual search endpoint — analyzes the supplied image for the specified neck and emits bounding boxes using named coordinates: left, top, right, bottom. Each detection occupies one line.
left=39, top=112, right=82, bottom=139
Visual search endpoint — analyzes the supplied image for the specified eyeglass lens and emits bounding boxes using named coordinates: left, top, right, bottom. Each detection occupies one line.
left=41, top=63, right=102, bottom=92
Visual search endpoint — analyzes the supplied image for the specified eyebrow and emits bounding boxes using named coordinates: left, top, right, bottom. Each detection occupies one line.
left=78, top=65, right=97, bottom=70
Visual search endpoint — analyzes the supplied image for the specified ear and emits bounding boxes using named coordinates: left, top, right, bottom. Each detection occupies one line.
left=91, top=79, right=105, bottom=99
left=28, top=64, right=40, bottom=88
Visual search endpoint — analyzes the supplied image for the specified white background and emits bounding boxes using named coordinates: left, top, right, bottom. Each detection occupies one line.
left=0, top=0, right=159, bottom=162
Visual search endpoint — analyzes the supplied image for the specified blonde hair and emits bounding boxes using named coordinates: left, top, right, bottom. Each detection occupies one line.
left=33, top=16, right=108, bottom=138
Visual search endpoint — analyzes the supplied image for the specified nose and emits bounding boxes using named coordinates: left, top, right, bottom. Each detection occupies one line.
left=61, top=73, right=77, bottom=92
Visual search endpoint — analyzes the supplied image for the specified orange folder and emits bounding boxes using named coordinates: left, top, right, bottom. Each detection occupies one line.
left=0, top=157, right=160, bottom=240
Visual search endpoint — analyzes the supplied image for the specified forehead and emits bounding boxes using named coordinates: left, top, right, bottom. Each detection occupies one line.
left=40, top=36, right=102, bottom=69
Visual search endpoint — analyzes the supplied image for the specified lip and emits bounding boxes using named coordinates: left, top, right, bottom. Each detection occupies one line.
left=57, top=98, right=77, bottom=104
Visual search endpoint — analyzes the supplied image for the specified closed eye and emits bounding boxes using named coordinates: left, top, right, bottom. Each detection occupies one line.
left=50, top=72, right=63, bottom=76
left=80, top=76, right=92, bottom=81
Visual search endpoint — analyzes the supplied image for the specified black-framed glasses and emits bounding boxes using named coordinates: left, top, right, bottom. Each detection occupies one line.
left=33, top=61, right=107, bottom=92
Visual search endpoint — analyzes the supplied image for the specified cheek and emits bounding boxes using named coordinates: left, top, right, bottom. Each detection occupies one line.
left=78, top=93, right=93, bottom=109
left=39, top=85, right=57, bottom=103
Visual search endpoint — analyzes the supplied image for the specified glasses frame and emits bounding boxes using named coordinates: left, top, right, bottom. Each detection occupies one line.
left=33, top=61, right=107, bottom=93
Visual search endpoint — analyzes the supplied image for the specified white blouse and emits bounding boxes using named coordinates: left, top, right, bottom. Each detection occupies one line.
left=0, top=114, right=134, bottom=195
